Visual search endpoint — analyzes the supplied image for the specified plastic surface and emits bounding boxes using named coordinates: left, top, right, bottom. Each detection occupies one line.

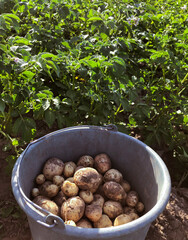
left=11, top=125, right=171, bottom=240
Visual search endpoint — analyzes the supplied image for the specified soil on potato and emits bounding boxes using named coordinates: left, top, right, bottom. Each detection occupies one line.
left=0, top=137, right=188, bottom=240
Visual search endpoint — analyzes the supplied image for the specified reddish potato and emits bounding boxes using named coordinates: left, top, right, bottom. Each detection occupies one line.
left=94, top=153, right=111, bottom=174
left=104, top=169, right=123, bottom=183
left=77, top=155, right=94, bottom=168
left=126, top=191, right=139, bottom=207
left=103, top=181, right=126, bottom=201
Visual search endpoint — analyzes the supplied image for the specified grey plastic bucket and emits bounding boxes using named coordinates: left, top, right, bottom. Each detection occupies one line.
left=11, top=125, right=171, bottom=240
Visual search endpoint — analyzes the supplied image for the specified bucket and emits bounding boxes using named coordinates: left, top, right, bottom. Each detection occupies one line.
left=11, top=125, right=171, bottom=240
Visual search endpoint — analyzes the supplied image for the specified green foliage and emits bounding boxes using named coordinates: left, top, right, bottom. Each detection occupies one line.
left=0, top=0, right=188, bottom=180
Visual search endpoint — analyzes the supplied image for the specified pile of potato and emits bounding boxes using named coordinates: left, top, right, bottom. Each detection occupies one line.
left=31, top=153, right=145, bottom=228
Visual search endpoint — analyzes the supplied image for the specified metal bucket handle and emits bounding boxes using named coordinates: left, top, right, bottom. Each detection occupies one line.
left=16, top=124, right=118, bottom=229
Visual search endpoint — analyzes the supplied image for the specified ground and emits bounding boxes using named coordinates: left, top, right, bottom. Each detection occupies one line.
left=0, top=138, right=188, bottom=240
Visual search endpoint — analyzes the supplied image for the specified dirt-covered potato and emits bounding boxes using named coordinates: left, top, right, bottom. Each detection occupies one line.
left=135, top=202, right=144, bottom=213
left=64, top=161, right=77, bottom=178
left=94, top=214, right=112, bottom=228
left=76, top=218, right=93, bottom=228
left=35, top=174, right=45, bottom=185
left=43, top=157, right=64, bottom=180
left=94, top=153, right=111, bottom=174
left=64, top=220, right=76, bottom=226
left=77, top=155, right=94, bottom=168
left=103, top=201, right=123, bottom=219
left=79, top=190, right=94, bottom=204
left=39, top=181, right=59, bottom=198
left=33, top=195, right=59, bottom=215
left=85, top=204, right=103, bottom=223
left=104, top=169, right=123, bottom=183
left=129, top=212, right=139, bottom=220
left=53, top=191, right=67, bottom=206
left=126, top=191, right=139, bottom=207
left=31, top=188, right=40, bottom=198
left=53, top=175, right=64, bottom=187
left=121, top=180, right=131, bottom=193
left=114, top=214, right=132, bottom=226
left=103, top=181, right=126, bottom=201
left=92, top=194, right=105, bottom=208
left=124, top=206, right=137, bottom=215
left=66, top=177, right=74, bottom=183
left=75, top=166, right=84, bottom=173
left=61, top=180, right=79, bottom=197
left=74, top=167, right=101, bottom=192
left=61, top=196, right=85, bottom=222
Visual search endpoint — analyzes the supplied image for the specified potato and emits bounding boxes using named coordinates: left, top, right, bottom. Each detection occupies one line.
left=64, top=161, right=77, bottom=178
left=31, top=188, right=40, bottom=198
left=53, top=175, right=64, bottom=187
left=94, top=153, right=111, bottom=174
left=79, top=190, right=94, bottom=204
left=135, top=202, right=144, bottom=213
left=124, top=206, right=137, bottom=215
left=43, top=157, right=64, bottom=180
left=77, top=155, right=94, bottom=168
left=126, top=191, right=139, bottom=207
left=103, top=181, right=126, bottom=201
left=75, top=166, right=84, bottom=173
left=74, top=167, right=101, bottom=192
left=129, top=212, right=139, bottom=220
left=121, top=180, right=131, bottom=193
left=61, top=196, right=85, bottom=222
left=104, top=169, right=123, bottom=183
left=39, top=181, right=59, bottom=198
left=66, top=177, right=74, bottom=183
left=53, top=191, right=67, bottom=206
left=36, top=174, right=45, bottom=185
left=76, top=218, right=93, bottom=228
left=85, top=204, right=103, bottom=222
left=33, top=195, right=58, bottom=215
left=94, top=214, right=112, bottom=228
left=92, top=194, right=105, bottom=208
left=103, top=201, right=123, bottom=219
left=64, top=220, right=76, bottom=226
left=114, top=214, right=132, bottom=226
left=61, top=180, right=79, bottom=197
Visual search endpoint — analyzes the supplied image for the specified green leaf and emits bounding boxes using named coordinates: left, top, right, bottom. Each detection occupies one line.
left=88, top=17, right=103, bottom=22
left=183, top=115, right=188, bottom=124
left=78, top=105, right=90, bottom=112
left=45, top=110, right=56, bottom=128
left=40, top=52, right=58, bottom=59
left=2, top=13, right=20, bottom=22
left=12, top=118, right=22, bottom=135
left=0, top=99, right=5, bottom=113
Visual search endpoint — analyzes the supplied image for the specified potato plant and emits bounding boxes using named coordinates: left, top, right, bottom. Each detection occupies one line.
left=31, top=153, right=145, bottom=228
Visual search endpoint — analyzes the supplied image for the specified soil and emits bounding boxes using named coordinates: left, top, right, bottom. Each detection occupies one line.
left=0, top=137, right=188, bottom=240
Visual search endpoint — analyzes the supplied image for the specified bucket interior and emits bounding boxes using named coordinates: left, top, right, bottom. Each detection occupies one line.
left=18, top=127, right=167, bottom=213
